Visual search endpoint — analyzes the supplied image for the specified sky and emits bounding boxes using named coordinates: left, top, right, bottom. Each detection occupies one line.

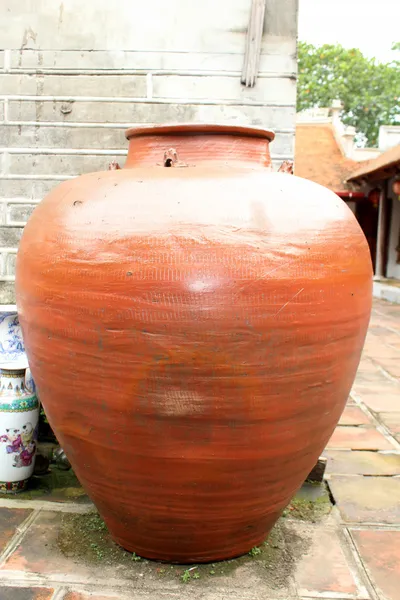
left=298, top=0, right=400, bottom=63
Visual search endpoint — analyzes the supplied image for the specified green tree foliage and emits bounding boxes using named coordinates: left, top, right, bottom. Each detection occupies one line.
left=297, top=42, right=400, bottom=147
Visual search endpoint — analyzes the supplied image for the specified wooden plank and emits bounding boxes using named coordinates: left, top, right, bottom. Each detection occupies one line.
left=383, top=182, right=392, bottom=277
left=241, top=0, right=267, bottom=87
left=374, top=186, right=387, bottom=279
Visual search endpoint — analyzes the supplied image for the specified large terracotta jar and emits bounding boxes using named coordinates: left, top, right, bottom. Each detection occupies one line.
left=16, top=125, right=372, bottom=563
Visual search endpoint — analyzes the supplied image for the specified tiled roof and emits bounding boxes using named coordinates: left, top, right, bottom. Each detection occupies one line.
left=294, top=123, right=358, bottom=194
left=347, top=143, right=400, bottom=182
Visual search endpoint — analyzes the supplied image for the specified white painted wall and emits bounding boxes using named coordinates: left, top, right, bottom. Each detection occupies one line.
left=387, top=178, right=400, bottom=280
left=0, top=0, right=299, bottom=302
left=378, top=126, right=400, bottom=151
left=352, top=148, right=381, bottom=162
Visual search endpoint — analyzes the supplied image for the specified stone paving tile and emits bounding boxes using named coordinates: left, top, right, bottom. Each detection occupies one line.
left=364, top=329, right=400, bottom=342
left=327, top=426, right=394, bottom=450
left=374, top=337, right=400, bottom=350
left=325, top=451, right=400, bottom=475
left=291, top=522, right=368, bottom=598
left=363, top=342, right=400, bottom=360
left=63, top=591, right=289, bottom=600
left=352, top=530, right=400, bottom=600
left=368, top=318, right=400, bottom=330
left=355, top=357, right=380, bottom=373
left=0, top=588, right=54, bottom=600
left=379, top=413, right=400, bottom=435
left=353, top=371, right=399, bottom=386
left=369, top=350, right=400, bottom=362
left=339, top=407, right=373, bottom=426
left=371, top=330, right=389, bottom=340
left=373, top=298, right=400, bottom=310
left=370, top=318, right=400, bottom=329
left=0, top=511, right=297, bottom=598
left=0, top=507, right=32, bottom=553
left=355, top=391, right=400, bottom=414
left=64, top=593, right=122, bottom=600
left=380, top=360, right=400, bottom=379
left=353, top=370, right=379, bottom=384
left=386, top=341, right=400, bottom=351
left=0, top=512, right=110, bottom=581
left=353, top=371, right=391, bottom=387
left=329, top=475, right=400, bottom=523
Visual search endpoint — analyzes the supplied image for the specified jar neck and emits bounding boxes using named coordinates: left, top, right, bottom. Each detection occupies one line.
left=123, top=125, right=274, bottom=170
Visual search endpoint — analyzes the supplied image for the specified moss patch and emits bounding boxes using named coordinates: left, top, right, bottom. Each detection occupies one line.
left=58, top=512, right=135, bottom=565
left=284, top=483, right=332, bottom=522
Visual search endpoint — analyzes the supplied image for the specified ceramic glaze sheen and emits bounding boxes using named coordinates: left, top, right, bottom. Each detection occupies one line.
left=16, top=125, right=373, bottom=562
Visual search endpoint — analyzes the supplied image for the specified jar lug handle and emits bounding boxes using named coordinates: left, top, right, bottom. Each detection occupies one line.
left=277, top=160, right=294, bottom=174
left=163, top=148, right=188, bottom=168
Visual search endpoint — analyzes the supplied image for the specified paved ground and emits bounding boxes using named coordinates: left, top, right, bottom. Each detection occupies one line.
left=0, top=298, right=399, bottom=600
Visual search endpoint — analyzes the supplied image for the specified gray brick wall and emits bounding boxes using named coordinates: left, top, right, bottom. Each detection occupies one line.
left=0, top=0, right=298, bottom=303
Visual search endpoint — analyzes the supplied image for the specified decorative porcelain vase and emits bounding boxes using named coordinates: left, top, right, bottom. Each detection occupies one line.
left=0, top=312, right=39, bottom=493
left=16, top=124, right=373, bottom=561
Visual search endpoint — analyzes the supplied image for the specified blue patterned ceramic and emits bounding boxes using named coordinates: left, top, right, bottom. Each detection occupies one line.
left=0, top=313, right=28, bottom=370
left=25, top=367, right=36, bottom=394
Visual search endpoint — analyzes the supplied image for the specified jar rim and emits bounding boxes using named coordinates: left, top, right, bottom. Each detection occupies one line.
left=125, top=123, right=275, bottom=142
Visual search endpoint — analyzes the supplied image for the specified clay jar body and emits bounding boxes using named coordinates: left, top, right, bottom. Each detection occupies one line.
left=16, top=125, right=372, bottom=562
